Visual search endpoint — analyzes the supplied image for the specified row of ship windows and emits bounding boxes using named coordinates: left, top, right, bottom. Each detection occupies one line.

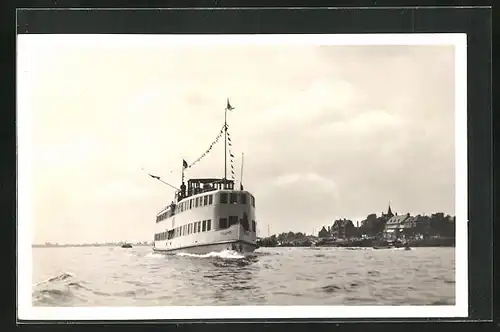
left=156, top=192, right=256, bottom=222
left=155, top=219, right=212, bottom=241
left=154, top=218, right=257, bottom=241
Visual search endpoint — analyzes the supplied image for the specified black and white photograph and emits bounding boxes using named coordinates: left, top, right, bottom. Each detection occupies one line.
left=17, top=33, right=467, bottom=320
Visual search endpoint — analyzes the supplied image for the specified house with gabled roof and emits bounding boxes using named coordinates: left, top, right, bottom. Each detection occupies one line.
left=331, top=218, right=357, bottom=239
left=383, top=213, right=416, bottom=240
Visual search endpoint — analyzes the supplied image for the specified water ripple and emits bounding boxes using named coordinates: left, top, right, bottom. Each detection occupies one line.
left=32, top=247, right=455, bottom=306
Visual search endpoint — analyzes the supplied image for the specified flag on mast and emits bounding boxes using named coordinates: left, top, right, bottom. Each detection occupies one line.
left=183, top=159, right=188, bottom=169
left=149, top=174, right=160, bottom=180
left=226, top=98, right=235, bottom=111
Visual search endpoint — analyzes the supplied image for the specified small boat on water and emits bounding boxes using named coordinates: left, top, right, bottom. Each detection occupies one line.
left=121, top=243, right=133, bottom=248
left=372, top=245, right=394, bottom=250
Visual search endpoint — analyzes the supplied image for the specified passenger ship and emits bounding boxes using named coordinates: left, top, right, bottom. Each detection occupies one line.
left=152, top=100, right=258, bottom=254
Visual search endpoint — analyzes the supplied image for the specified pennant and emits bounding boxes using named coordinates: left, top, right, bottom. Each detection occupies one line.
left=226, top=98, right=235, bottom=111
left=149, top=174, right=160, bottom=180
left=183, top=160, right=188, bottom=169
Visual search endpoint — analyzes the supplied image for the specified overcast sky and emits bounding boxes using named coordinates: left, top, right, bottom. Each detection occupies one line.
left=18, top=35, right=457, bottom=244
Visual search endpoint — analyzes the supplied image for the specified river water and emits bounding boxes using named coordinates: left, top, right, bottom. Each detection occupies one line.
left=32, top=246, right=455, bottom=306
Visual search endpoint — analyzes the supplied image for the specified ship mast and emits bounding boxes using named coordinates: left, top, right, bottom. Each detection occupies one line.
left=224, top=104, right=227, bottom=185
left=224, top=98, right=235, bottom=188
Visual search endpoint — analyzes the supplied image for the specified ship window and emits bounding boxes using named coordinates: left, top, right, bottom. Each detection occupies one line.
left=230, top=193, right=238, bottom=204
left=202, top=220, right=207, bottom=232
left=207, top=219, right=212, bottom=231
left=197, top=221, right=201, bottom=232
left=196, top=197, right=200, bottom=207
left=229, top=216, right=239, bottom=227
left=203, top=195, right=208, bottom=206
left=220, top=193, right=228, bottom=204
left=252, top=221, right=256, bottom=232
left=239, top=193, right=247, bottom=204
left=251, top=195, right=255, bottom=207
left=188, top=223, right=191, bottom=234
left=219, top=218, right=228, bottom=229
left=190, top=199, right=193, bottom=209
left=208, top=195, right=213, bottom=205
left=194, top=222, right=198, bottom=233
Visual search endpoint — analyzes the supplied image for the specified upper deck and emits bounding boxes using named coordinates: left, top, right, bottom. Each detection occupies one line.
left=155, top=177, right=255, bottom=222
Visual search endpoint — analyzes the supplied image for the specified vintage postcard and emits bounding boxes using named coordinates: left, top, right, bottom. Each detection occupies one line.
left=17, top=33, right=467, bottom=320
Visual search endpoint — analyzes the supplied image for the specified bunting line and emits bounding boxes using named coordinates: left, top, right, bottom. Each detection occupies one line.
left=227, top=128, right=236, bottom=180
left=185, top=125, right=226, bottom=170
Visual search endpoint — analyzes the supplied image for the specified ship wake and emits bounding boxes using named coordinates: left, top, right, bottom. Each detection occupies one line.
left=176, top=249, right=246, bottom=259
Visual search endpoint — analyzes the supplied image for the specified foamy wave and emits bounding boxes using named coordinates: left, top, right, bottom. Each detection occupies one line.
left=176, top=250, right=245, bottom=259
left=144, top=252, right=164, bottom=259
left=34, top=272, right=75, bottom=287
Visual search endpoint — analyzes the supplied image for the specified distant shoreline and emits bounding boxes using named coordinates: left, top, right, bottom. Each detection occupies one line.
left=257, top=237, right=455, bottom=248
left=32, top=243, right=152, bottom=248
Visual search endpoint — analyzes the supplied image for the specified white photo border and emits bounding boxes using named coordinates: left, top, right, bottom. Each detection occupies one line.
left=17, top=33, right=468, bottom=321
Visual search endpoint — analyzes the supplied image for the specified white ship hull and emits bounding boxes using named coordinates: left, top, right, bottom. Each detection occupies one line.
left=153, top=238, right=258, bottom=255
left=153, top=189, right=258, bottom=254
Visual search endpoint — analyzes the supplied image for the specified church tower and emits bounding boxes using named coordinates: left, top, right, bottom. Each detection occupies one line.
left=387, top=202, right=394, bottom=217
left=382, top=202, right=394, bottom=220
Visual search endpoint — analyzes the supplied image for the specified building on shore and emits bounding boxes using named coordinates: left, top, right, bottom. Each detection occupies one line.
left=383, top=213, right=416, bottom=241
left=331, top=218, right=357, bottom=239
